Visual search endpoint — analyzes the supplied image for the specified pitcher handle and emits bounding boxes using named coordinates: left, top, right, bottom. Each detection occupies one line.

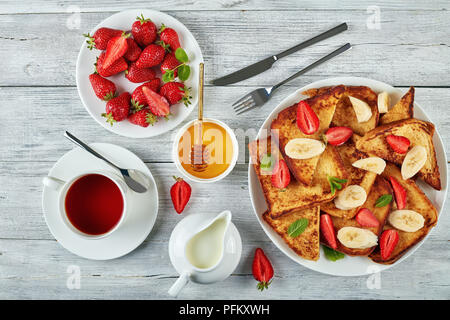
left=168, top=271, right=190, bottom=297
left=43, top=176, right=65, bottom=191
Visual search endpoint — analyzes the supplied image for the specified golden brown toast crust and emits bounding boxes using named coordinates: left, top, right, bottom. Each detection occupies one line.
left=356, top=118, right=441, bottom=190
left=271, top=85, right=345, bottom=185
left=263, top=207, right=320, bottom=261
left=369, top=163, right=438, bottom=264
left=320, top=135, right=377, bottom=219
left=326, top=176, right=393, bottom=256
left=248, top=137, right=348, bottom=219
left=380, top=87, right=414, bottom=125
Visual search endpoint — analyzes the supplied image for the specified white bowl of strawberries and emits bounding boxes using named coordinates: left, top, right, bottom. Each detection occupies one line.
left=76, top=9, right=204, bottom=138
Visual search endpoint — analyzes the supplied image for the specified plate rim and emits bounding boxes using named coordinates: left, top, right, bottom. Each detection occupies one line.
left=248, top=76, right=448, bottom=276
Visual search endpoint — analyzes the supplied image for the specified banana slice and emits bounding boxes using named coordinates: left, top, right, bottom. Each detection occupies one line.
left=349, top=96, right=372, bottom=123
left=352, top=157, right=386, bottom=174
left=401, top=145, right=427, bottom=180
left=334, top=185, right=367, bottom=210
left=377, top=91, right=390, bottom=113
left=388, top=210, right=425, bottom=232
left=284, top=138, right=325, bottom=160
left=337, top=227, right=378, bottom=249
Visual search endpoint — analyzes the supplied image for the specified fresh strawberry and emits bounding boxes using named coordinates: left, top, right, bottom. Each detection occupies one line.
left=125, top=62, right=156, bottom=83
left=379, top=229, right=399, bottom=261
left=297, top=100, right=319, bottom=135
left=355, top=208, right=380, bottom=228
left=386, top=134, right=410, bottom=154
left=142, top=86, right=170, bottom=117
left=160, top=52, right=180, bottom=77
left=320, top=214, right=337, bottom=249
left=389, top=176, right=407, bottom=210
left=252, top=248, right=274, bottom=291
left=131, top=14, right=157, bottom=47
left=324, top=126, right=353, bottom=146
left=123, top=38, right=142, bottom=62
left=128, top=109, right=157, bottom=127
left=159, top=82, right=191, bottom=106
left=170, top=176, right=191, bottom=214
left=271, top=159, right=290, bottom=189
left=135, top=44, right=166, bottom=69
left=96, top=52, right=128, bottom=77
left=102, top=92, right=131, bottom=125
left=83, top=27, right=123, bottom=50
left=159, top=24, right=181, bottom=51
left=102, top=32, right=130, bottom=69
left=131, top=79, right=161, bottom=111
left=88, top=73, right=116, bottom=101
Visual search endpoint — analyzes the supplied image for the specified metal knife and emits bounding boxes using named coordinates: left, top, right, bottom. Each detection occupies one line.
left=212, top=22, right=348, bottom=86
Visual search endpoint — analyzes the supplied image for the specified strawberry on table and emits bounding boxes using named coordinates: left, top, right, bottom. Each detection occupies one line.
left=135, top=44, right=166, bottom=69
left=158, top=24, right=181, bottom=51
left=160, top=52, right=180, bottom=77
left=96, top=52, right=128, bottom=77
left=142, top=86, right=170, bottom=117
left=252, top=248, right=274, bottom=291
left=102, top=32, right=130, bottom=69
left=83, top=27, right=123, bottom=50
left=159, top=82, right=191, bottom=106
left=125, top=62, right=156, bottom=83
left=102, top=92, right=131, bottom=125
left=170, top=176, right=191, bottom=214
left=128, top=109, right=157, bottom=127
left=131, top=79, right=161, bottom=111
left=88, top=73, right=116, bottom=101
left=123, top=38, right=142, bottom=62
left=131, top=14, right=157, bottom=47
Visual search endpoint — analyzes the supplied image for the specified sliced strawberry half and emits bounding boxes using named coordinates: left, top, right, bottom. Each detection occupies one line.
left=320, top=214, right=337, bottom=249
left=355, top=208, right=380, bottom=228
left=142, top=86, right=170, bottom=117
left=386, top=134, right=410, bottom=154
left=102, top=33, right=130, bottom=69
left=324, top=126, right=353, bottom=146
left=379, top=229, right=399, bottom=261
left=271, top=159, right=290, bottom=189
left=296, top=100, right=319, bottom=135
left=389, top=176, right=407, bottom=210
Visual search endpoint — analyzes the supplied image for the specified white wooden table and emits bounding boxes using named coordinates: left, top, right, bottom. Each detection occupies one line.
left=1, top=0, right=449, bottom=299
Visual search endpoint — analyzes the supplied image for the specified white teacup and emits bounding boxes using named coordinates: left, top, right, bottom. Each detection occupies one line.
left=42, top=170, right=130, bottom=240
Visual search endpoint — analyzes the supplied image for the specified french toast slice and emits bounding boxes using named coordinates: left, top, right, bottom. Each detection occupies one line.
left=356, top=118, right=441, bottom=190
left=271, top=85, right=345, bottom=185
left=325, top=176, right=393, bottom=256
left=369, top=163, right=438, bottom=264
left=380, top=87, right=414, bottom=125
left=263, top=206, right=320, bottom=261
left=248, top=136, right=348, bottom=219
left=321, top=135, right=377, bottom=219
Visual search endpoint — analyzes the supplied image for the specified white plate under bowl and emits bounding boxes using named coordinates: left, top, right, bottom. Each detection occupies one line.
left=42, top=143, right=159, bottom=260
left=248, top=77, right=448, bottom=276
left=76, top=9, right=204, bottom=138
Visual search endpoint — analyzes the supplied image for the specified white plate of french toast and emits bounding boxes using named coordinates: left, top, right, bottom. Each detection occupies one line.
left=248, top=77, right=447, bottom=276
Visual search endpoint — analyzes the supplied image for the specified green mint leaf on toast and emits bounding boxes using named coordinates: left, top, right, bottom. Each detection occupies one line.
left=260, top=154, right=273, bottom=171
left=323, top=245, right=345, bottom=261
left=327, top=176, right=347, bottom=195
left=375, top=194, right=393, bottom=207
left=287, top=218, right=308, bottom=238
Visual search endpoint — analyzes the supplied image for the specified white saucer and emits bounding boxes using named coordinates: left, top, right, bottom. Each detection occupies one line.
left=42, top=143, right=159, bottom=260
left=169, top=212, right=242, bottom=284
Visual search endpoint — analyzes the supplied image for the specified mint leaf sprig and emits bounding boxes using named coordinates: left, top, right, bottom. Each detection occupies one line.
left=162, top=48, right=191, bottom=83
left=322, top=245, right=345, bottom=261
left=287, top=218, right=308, bottom=238
left=375, top=194, right=393, bottom=207
left=327, top=176, right=348, bottom=195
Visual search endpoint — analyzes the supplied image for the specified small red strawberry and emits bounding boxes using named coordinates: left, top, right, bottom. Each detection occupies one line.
left=386, top=134, right=410, bottom=154
left=131, top=14, right=157, bottom=47
left=170, top=176, right=192, bottom=214
left=125, top=62, right=156, bottom=83
left=252, top=248, right=274, bottom=291
left=96, top=52, right=128, bottom=77
left=83, top=27, right=123, bottom=50
left=128, top=109, right=157, bottom=127
left=131, top=79, right=161, bottom=111
left=88, top=73, right=116, bottom=101
left=160, top=52, right=179, bottom=77
left=135, top=44, right=166, bottom=69
left=158, top=24, right=181, bottom=51
left=142, top=86, right=170, bottom=117
left=123, top=38, right=142, bottom=62
left=159, top=82, right=192, bottom=106
left=102, top=92, right=131, bottom=125
left=102, top=32, right=130, bottom=69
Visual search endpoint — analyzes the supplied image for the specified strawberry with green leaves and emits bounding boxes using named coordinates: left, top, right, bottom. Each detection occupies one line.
left=160, top=52, right=180, bottom=78
left=89, top=73, right=116, bottom=101
left=131, top=14, right=157, bottom=47
left=125, top=62, right=156, bottom=83
left=83, top=27, right=123, bottom=50
left=95, top=51, right=128, bottom=77
left=128, top=109, right=157, bottom=127
left=135, top=44, right=166, bottom=69
left=131, top=79, right=161, bottom=111
left=158, top=24, right=181, bottom=51
left=159, top=82, right=191, bottom=106
left=102, top=92, right=131, bottom=126
left=123, top=38, right=142, bottom=62
left=161, top=48, right=190, bottom=83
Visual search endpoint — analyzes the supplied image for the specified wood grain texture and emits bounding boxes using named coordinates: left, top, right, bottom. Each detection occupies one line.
left=0, top=0, right=449, bottom=300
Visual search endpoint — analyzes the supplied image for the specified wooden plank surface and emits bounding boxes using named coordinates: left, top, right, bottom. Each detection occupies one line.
left=0, top=0, right=449, bottom=300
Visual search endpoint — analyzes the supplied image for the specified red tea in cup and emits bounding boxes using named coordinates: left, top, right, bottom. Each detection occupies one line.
left=64, top=174, right=124, bottom=235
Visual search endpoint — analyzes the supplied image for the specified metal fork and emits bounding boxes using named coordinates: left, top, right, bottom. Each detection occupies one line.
left=233, top=43, right=351, bottom=114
